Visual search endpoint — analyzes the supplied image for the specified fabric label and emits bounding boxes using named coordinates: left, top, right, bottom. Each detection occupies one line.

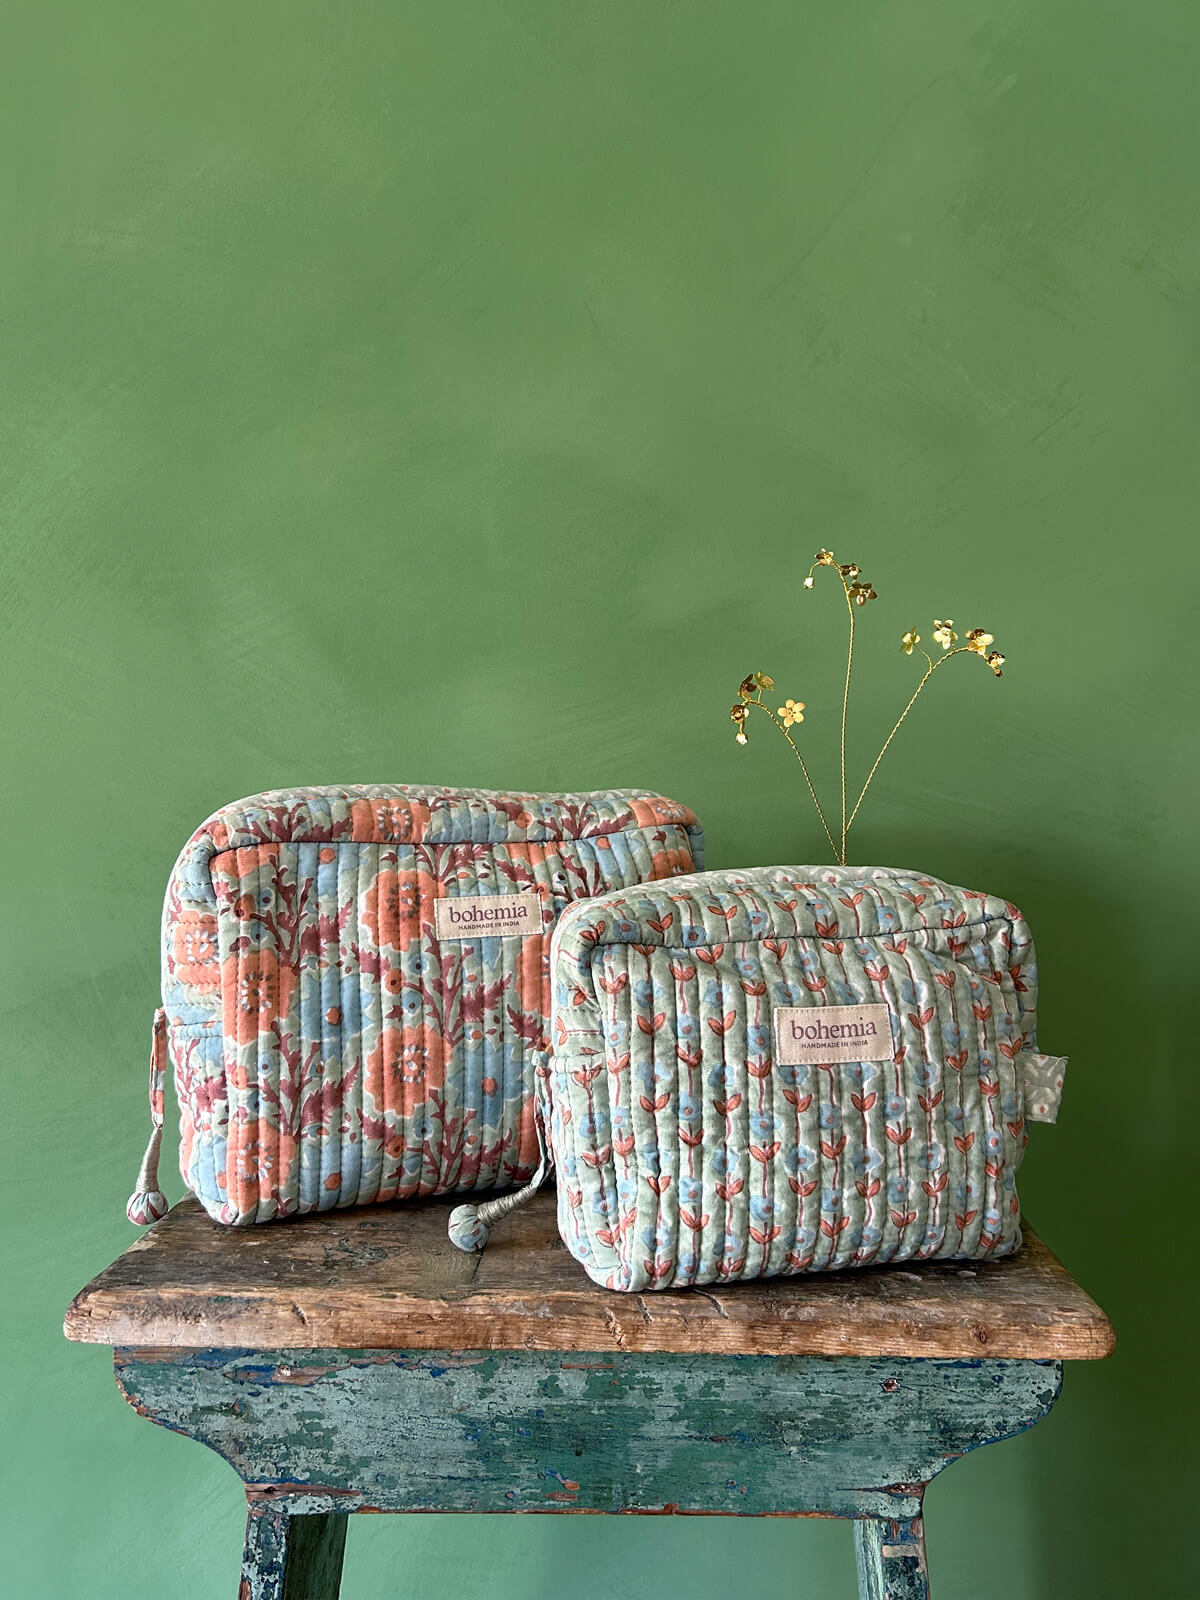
left=434, top=892, right=541, bottom=940
left=774, top=1003, right=894, bottom=1064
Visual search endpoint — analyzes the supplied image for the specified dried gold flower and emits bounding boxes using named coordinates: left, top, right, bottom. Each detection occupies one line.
left=840, top=562, right=861, bottom=581
left=986, top=650, right=1005, bottom=677
left=754, top=670, right=775, bottom=691
left=738, top=675, right=758, bottom=700
left=778, top=698, right=806, bottom=727
left=849, top=582, right=877, bottom=605
left=815, top=549, right=836, bottom=566
left=901, top=629, right=921, bottom=654
left=965, top=628, right=994, bottom=655
left=803, top=575, right=814, bottom=588
left=735, top=730, right=748, bottom=744
left=932, top=619, right=957, bottom=650
left=730, top=703, right=747, bottom=724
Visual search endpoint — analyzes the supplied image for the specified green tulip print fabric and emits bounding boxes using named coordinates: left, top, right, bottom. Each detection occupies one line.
left=545, top=864, right=1061, bottom=1292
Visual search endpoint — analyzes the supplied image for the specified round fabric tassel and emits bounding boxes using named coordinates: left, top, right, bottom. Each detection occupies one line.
left=448, top=1157, right=551, bottom=1254
left=126, top=1123, right=168, bottom=1226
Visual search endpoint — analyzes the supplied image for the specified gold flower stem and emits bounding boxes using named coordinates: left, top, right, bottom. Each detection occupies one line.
left=749, top=700, right=841, bottom=861
left=839, top=576, right=854, bottom=864
left=844, top=647, right=970, bottom=839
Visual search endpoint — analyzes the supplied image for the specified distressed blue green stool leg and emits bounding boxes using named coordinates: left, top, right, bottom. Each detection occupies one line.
left=114, top=1349, right=1062, bottom=1600
left=855, top=1516, right=929, bottom=1600
left=240, top=1505, right=347, bottom=1600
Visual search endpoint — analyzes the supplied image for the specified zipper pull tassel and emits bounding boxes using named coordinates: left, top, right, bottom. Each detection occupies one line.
left=449, top=1049, right=553, bottom=1252
left=126, top=1010, right=169, bottom=1225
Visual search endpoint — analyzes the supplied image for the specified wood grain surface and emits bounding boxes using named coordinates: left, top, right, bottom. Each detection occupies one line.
left=65, top=1193, right=1115, bottom=1359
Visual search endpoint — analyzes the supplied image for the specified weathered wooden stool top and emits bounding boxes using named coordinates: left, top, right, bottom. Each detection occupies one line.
left=65, top=1192, right=1113, bottom=1359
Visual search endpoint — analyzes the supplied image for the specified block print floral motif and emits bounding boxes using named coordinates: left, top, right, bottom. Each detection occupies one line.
left=156, top=786, right=702, bottom=1225
left=544, top=864, right=1048, bottom=1292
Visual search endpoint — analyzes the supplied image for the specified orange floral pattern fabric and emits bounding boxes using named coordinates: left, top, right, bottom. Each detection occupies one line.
left=160, top=785, right=702, bottom=1224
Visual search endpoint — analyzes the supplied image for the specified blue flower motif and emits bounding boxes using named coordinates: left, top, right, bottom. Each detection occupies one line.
left=887, top=1093, right=906, bottom=1117
left=680, top=1175, right=702, bottom=1205
left=888, top=1176, right=909, bottom=1204
left=819, top=1103, right=842, bottom=1131
left=749, top=1195, right=773, bottom=1223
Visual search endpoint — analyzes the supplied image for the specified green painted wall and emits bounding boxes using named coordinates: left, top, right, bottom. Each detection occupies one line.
left=2, top=3, right=1195, bottom=1595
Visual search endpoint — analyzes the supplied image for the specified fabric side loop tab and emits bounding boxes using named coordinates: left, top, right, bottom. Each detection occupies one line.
left=1021, top=1052, right=1068, bottom=1124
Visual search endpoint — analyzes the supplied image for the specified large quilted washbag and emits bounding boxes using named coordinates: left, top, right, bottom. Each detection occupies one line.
left=534, top=864, right=1066, bottom=1291
left=126, top=785, right=702, bottom=1226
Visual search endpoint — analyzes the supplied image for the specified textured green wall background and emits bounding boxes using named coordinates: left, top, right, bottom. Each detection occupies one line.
left=2, top=3, right=1196, bottom=1596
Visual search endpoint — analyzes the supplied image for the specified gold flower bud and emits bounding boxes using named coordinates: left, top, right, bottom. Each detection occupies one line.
left=730, top=704, right=747, bottom=724
left=738, top=675, right=758, bottom=700
left=986, top=650, right=1005, bottom=677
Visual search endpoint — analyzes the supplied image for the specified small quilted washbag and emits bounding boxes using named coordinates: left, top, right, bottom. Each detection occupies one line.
left=126, top=785, right=702, bottom=1227
left=533, top=864, right=1066, bottom=1292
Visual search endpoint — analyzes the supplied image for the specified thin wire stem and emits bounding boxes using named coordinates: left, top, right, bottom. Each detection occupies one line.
left=839, top=578, right=854, bottom=864
left=844, top=646, right=972, bottom=838
left=747, top=699, right=840, bottom=860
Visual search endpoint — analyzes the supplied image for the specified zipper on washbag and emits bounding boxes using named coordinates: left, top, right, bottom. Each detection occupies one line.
left=448, top=1050, right=555, bottom=1252
left=126, top=1009, right=170, bottom=1224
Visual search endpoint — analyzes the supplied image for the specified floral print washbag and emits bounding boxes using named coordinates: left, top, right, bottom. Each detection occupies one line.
left=125, top=785, right=702, bottom=1226
left=450, top=864, right=1066, bottom=1291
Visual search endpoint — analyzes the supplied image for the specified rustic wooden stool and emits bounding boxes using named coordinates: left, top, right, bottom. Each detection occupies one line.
left=65, top=1194, right=1112, bottom=1600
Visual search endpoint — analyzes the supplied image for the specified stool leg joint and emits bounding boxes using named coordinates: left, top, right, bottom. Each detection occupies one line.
left=240, top=1502, right=347, bottom=1600
left=854, top=1512, right=929, bottom=1600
